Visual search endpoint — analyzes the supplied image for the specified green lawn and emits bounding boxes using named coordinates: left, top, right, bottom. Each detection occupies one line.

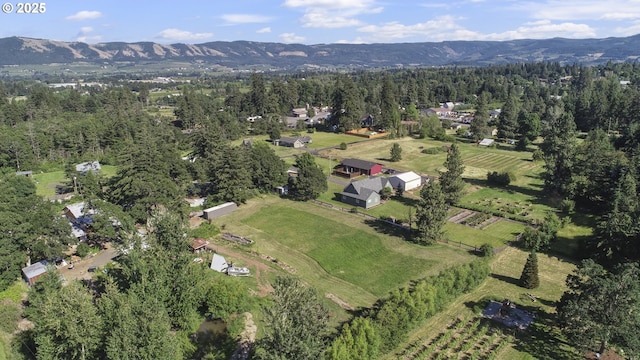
left=32, top=170, right=66, bottom=197
left=443, top=220, right=525, bottom=248
left=242, top=204, right=436, bottom=297
left=210, top=196, right=474, bottom=313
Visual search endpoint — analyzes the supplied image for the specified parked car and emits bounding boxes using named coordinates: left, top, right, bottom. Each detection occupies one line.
left=88, top=266, right=97, bottom=272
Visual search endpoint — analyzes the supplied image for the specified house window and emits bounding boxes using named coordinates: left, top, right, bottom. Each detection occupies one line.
left=356, top=199, right=359, bottom=204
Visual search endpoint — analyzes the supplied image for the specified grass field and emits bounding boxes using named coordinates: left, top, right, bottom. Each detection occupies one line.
left=31, top=165, right=118, bottom=198
left=209, top=196, right=475, bottom=312
left=385, top=246, right=579, bottom=360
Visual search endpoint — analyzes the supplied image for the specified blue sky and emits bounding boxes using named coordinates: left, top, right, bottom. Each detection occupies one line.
left=2, top=0, right=640, bottom=44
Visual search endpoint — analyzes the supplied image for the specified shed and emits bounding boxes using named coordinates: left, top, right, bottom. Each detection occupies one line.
left=192, top=238, right=209, bottom=253
left=203, top=202, right=237, bottom=220
left=389, top=171, right=422, bottom=192
left=75, top=161, right=101, bottom=175
left=479, top=138, right=495, bottom=147
left=210, top=253, right=228, bottom=273
left=22, top=261, right=48, bottom=286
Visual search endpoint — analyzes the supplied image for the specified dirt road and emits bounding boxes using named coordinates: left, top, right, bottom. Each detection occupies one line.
left=58, top=243, right=119, bottom=282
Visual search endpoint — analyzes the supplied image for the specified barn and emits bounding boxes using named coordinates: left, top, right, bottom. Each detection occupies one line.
left=389, top=171, right=423, bottom=192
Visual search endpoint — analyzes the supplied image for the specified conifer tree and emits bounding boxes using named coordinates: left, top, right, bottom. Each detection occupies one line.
left=519, top=251, right=540, bottom=289
left=390, top=142, right=402, bottom=162
left=414, top=180, right=448, bottom=245
left=439, top=143, right=465, bottom=205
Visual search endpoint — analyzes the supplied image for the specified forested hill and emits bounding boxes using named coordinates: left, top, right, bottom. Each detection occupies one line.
left=2, top=34, right=640, bottom=69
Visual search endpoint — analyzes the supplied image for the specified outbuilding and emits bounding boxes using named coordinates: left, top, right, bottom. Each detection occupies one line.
left=22, top=261, right=48, bottom=286
left=203, top=202, right=237, bottom=220
left=389, top=171, right=423, bottom=192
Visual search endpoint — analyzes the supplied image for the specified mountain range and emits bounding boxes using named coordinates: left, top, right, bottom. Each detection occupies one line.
left=2, top=35, right=640, bottom=70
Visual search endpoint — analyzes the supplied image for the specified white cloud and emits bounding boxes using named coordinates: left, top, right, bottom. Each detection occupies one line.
left=220, top=14, right=272, bottom=24
left=284, top=0, right=376, bottom=9
left=256, top=27, right=272, bottom=33
left=284, top=0, right=382, bottom=29
left=279, top=32, right=306, bottom=43
left=77, top=36, right=102, bottom=43
left=354, top=16, right=597, bottom=43
left=518, top=0, right=640, bottom=21
left=79, top=26, right=93, bottom=34
left=156, top=28, right=214, bottom=41
left=615, top=20, right=640, bottom=36
left=65, top=10, right=102, bottom=21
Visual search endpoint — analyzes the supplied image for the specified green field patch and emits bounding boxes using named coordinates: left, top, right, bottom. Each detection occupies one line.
left=242, top=204, right=437, bottom=297
left=32, top=170, right=66, bottom=197
left=460, top=186, right=554, bottom=221
left=443, top=220, right=524, bottom=248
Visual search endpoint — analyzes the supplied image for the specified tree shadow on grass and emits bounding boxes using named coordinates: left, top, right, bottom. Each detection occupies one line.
left=392, top=195, right=420, bottom=208
left=364, top=219, right=411, bottom=240
left=490, top=273, right=521, bottom=286
left=511, top=309, right=576, bottom=360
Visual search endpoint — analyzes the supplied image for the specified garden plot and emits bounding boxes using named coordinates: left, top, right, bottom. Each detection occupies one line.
left=398, top=316, right=512, bottom=360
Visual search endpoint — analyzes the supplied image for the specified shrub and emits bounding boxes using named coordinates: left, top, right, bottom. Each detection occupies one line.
left=421, top=147, right=445, bottom=154
left=479, top=243, right=494, bottom=258
left=532, top=148, right=544, bottom=162
left=559, top=198, right=575, bottom=215
left=339, top=142, right=347, bottom=150
left=76, top=242, right=91, bottom=257
left=487, top=171, right=511, bottom=186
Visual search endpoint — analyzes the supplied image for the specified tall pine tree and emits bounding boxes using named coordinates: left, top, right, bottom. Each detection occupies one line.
left=519, top=251, right=540, bottom=289
left=414, top=180, right=448, bottom=245
left=439, top=143, right=465, bottom=205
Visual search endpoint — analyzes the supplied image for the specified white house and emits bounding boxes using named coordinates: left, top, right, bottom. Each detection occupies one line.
left=389, top=171, right=422, bottom=192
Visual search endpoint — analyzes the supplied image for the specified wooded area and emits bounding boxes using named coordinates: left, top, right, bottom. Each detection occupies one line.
left=1, top=61, right=640, bottom=359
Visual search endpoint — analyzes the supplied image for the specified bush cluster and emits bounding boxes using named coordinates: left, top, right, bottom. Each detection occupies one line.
left=326, top=260, right=491, bottom=358
left=486, top=171, right=516, bottom=186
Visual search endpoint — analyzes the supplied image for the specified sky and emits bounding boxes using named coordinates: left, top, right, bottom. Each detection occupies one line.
left=1, top=0, right=640, bottom=45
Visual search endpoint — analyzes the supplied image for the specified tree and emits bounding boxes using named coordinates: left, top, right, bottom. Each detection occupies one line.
left=331, top=75, right=363, bottom=131
left=250, top=72, right=267, bottom=116
left=497, top=94, right=520, bottom=139
left=209, top=146, right=255, bottom=204
left=288, top=152, right=327, bottom=201
left=414, top=180, right=448, bottom=245
left=557, top=260, right=640, bottom=357
left=395, top=183, right=404, bottom=197
left=29, top=281, right=104, bottom=360
left=380, top=75, right=401, bottom=136
left=439, top=143, right=465, bottom=205
left=267, top=121, right=281, bottom=141
left=248, top=142, right=287, bottom=193
left=253, top=276, right=329, bottom=360
left=326, top=317, right=381, bottom=360
left=470, top=92, right=491, bottom=141
left=390, top=142, right=402, bottom=162
left=380, top=186, right=393, bottom=200
left=540, top=110, right=578, bottom=197
left=590, top=171, right=640, bottom=264
left=519, top=251, right=539, bottom=289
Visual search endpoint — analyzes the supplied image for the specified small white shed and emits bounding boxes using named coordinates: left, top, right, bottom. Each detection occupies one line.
left=389, top=171, right=422, bottom=192
left=203, top=202, right=237, bottom=220
left=210, top=253, right=229, bottom=273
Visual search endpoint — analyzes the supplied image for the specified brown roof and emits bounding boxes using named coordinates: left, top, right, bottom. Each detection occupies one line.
left=192, top=238, right=208, bottom=250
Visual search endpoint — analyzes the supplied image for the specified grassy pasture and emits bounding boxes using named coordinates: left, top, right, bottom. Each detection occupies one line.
left=386, top=246, right=579, bottom=360
left=210, top=196, right=474, bottom=313
left=32, top=165, right=118, bottom=198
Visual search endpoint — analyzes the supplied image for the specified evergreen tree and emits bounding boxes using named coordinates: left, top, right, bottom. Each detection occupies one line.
left=380, top=75, right=401, bottom=136
left=439, top=143, right=465, bottom=205
left=497, top=94, right=520, bottom=139
left=254, top=276, right=329, bottom=360
left=248, top=142, right=288, bottom=193
left=540, top=111, right=578, bottom=197
left=209, top=145, right=255, bottom=204
left=331, top=75, right=363, bottom=131
left=390, top=142, right=402, bottom=162
left=250, top=72, right=267, bottom=116
left=414, top=180, right=448, bottom=245
left=288, top=152, right=327, bottom=201
left=470, top=92, right=491, bottom=141
left=519, top=251, right=540, bottom=289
